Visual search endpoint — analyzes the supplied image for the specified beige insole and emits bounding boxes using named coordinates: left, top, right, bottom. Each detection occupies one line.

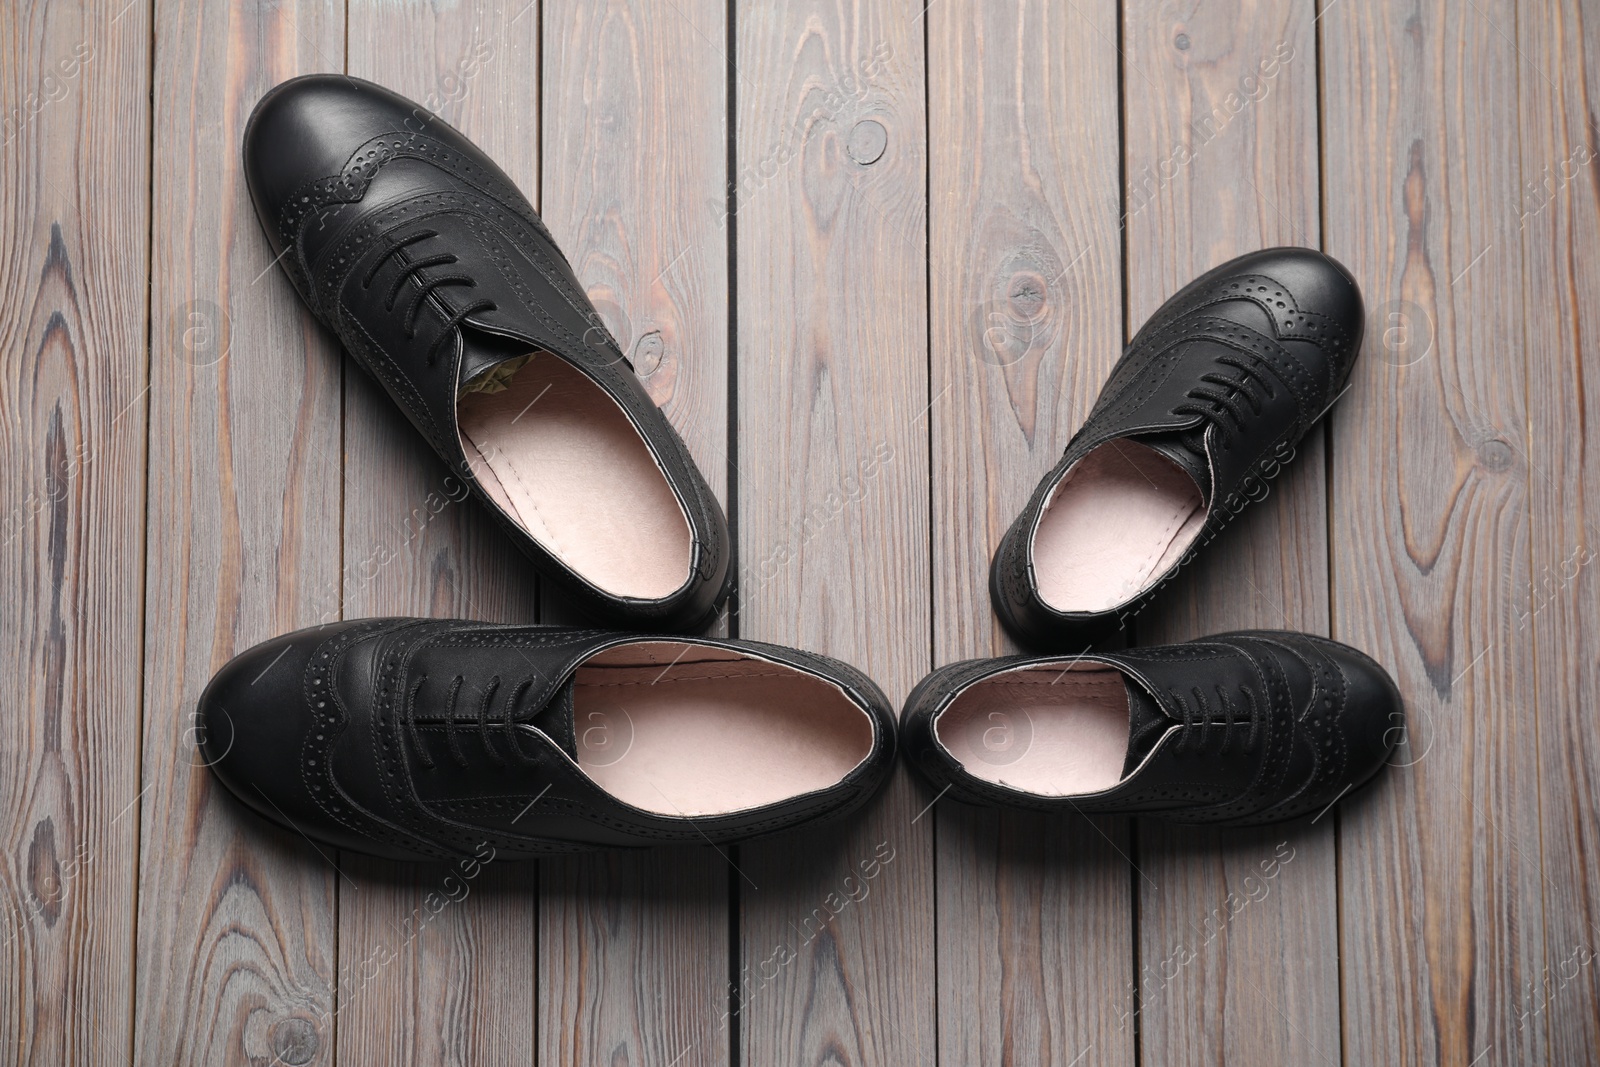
left=1033, top=439, right=1207, bottom=613
left=570, top=643, right=875, bottom=816
left=458, top=353, right=693, bottom=600
left=935, top=665, right=1132, bottom=795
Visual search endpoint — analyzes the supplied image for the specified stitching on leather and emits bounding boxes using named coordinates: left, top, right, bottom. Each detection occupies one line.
left=298, top=620, right=457, bottom=857
left=278, top=130, right=552, bottom=254
left=463, top=425, right=571, bottom=558
left=1126, top=499, right=1199, bottom=593
left=341, top=309, right=447, bottom=442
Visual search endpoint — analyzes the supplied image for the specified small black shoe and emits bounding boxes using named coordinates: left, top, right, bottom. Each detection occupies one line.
left=243, top=75, right=729, bottom=631
left=900, top=630, right=1399, bottom=825
left=990, top=248, right=1363, bottom=648
left=198, top=618, right=896, bottom=859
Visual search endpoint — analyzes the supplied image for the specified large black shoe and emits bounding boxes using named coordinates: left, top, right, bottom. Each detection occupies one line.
left=990, top=248, right=1363, bottom=648
left=901, top=630, right=1399, bottom=825
left=198, top=618, right=896, bottom=859
left=244, top=75, right=729, bottom=631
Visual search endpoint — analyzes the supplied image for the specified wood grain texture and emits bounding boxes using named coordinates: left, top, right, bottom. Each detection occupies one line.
left=926, top=2, right=1135, bottom=1064
left=338, top=5, right=541, bottom=1064
left=1120, top=4, right=1340, bottom=1064
left=13, top=5, right=1600, bottom=1065
left=733, top=3, right=934, bottom=1064
left=537, top=3, right=732, bottom=1066
left=1515, top=1, right=1600, bottom=1059
left=1323, top=0, right=1545, bottom=1062
left=131, top=2, right=346, bottom=1065
left=0, top=1, right=149, bottom=1064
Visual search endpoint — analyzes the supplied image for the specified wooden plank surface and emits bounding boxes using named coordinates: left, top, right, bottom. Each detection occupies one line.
left=0, top=1, right=149, bottom=1064
left=1515, top=1, right=1600, bottom=1059
left=537, top=2, right=732, bottom=1066
left=1120, top=4, right=1341, bottom=1064
left=131, top=2, right=345, bottom=1066
left=337, top=5, right=541, bottom=1064
left=926, top=2, right=1135, bottom=1065
left=1323, top=0, right=1546, bottom=1062
left=733, top=3, right=935, bottom=1064
left=12, top=4, right=1600, bottom=1066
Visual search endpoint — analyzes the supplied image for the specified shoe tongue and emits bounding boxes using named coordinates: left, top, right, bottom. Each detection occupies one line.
left=1122, top=676, right=1173, bottom=777
left=528, top=681, right=579, bottom=759
left=1137, top=427, right=1212, bottom=503
left=456, top=324, right=536, bottom=398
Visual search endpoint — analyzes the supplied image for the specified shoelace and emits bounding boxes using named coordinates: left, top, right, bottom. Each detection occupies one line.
left=1168, top=683, right=1260, bottom=755
left=1170, top=354, right=1276, bottom=450
left=406, top=673, right=540, bottom=769
left=361, top=229, right=498, bottom=364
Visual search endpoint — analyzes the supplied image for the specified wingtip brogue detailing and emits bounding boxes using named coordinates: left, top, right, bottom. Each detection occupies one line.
left=273, top=128, right=558, bottom=258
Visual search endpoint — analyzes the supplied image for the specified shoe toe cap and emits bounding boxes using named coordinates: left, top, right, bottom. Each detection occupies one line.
left=196, top=625, right=337, bottom=827
left=242, top=74, right=418, bottom=244
left=1231, top=246, right=1364, bottom=350
left=1329, top=642, right=1404, bottom=786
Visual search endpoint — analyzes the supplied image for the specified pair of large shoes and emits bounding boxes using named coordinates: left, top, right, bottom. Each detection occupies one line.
left=902, top=248, right=1401, bottom=820
left=202, top=76, right=1397, bottom=861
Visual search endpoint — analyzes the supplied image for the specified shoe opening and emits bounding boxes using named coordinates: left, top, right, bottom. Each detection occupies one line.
left=459, top=350, right=694, bottom=600
left=935, top=662, right=1130, bottom=796
left=1032, top=439, right=1206, bottom=613
left=569, top=642, right=875, bottom=817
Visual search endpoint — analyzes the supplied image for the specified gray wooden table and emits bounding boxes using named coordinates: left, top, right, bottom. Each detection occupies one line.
left=4, top=0, right=1596, bottom=1064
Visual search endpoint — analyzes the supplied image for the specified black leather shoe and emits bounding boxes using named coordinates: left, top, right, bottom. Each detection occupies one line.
left=901, top=630, right=1398, bottom=825
left=990, top=248, right=1363, bottom=648
left=243, top=75, right=729, bottom=631
left=198, top=618, right=896, bottom=859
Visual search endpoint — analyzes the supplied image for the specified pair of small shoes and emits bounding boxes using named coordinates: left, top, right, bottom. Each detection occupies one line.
left=210, top=75, right=883, bottom=860
left=901, top=248, right=1403, bottom=823
left=202, top=75, right=1398, bottom=860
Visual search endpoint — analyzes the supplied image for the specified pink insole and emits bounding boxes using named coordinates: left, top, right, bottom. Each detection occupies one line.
left=458, top=353, right=693, bottom=600
left=1033, top=439, right=1206, bottom=613
left=935, top=665, right=1131, bottom=795
left=570, top=643, right=875, bottom=816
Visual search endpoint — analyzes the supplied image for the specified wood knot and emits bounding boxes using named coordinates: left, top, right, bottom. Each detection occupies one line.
left=1008, top=271, right=1048, bottom=319
left=271, top=1018, right=320, bottom=1065
left=632, top=330, right=665, bottom=376
left=27, top=818, right=62, bottom=927
left=1477, top=439, right=1514, bottom=472
left=847, top=119, right=887, bottom=165
left=972, top=265, right=1057, bottom=369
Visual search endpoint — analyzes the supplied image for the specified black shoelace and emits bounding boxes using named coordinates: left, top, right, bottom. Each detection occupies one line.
left=406, top=673, right=539, bottom=769
left=361, top=229, right=497, bottom=364
left=1168, top=683, right=1261, bottom=755
left=1170, top=354, right=1277, bottom=451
